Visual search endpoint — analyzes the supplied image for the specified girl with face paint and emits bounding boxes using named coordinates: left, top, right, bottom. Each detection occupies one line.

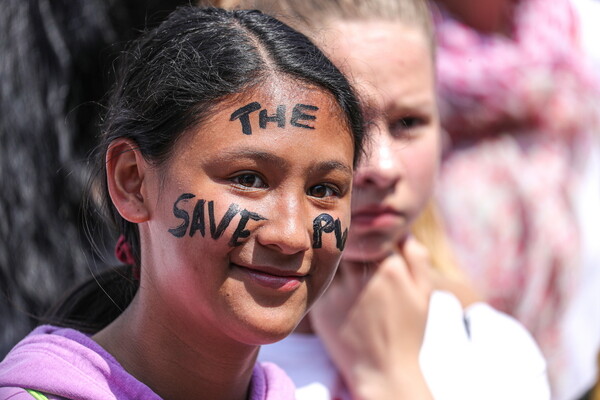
left=0, top=6, right=367, bottom=400
left=225, top=0, right=552, bottom=399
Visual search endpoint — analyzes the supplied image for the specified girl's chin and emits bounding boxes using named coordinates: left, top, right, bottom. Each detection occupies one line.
left=342, top=232, right=404, bottom=263
left=228, top=303, right=309, bottom=345
left=226, top=317, right=300, bottom=346
left=342, top=229, right=407, bottom=262
left=341, top=244, right=395, bottom=264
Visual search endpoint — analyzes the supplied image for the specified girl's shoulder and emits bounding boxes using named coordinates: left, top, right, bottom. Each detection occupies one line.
left=425, top=290, right=542, bottom=346
left=0, top=325, right=160, bottom=400
left=251, top=361, right=296, bottom=400
left=425, top=290, right=546, bottom=364
left=0, top=387, right=67, bottom=400
left=422, top=291, right=550, bottom=399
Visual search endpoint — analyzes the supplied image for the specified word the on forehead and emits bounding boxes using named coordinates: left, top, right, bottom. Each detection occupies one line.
left=230, top=101, right=319, bottom=135
left=168, top=193, right=266, bottom=247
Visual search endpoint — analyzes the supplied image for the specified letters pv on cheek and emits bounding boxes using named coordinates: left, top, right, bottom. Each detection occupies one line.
left=312, top=213, right=348, bottom=251
left=230, top=102, right=319, bottom=135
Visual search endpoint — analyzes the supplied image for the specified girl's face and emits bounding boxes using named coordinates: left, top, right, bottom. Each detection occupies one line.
left=138, top=80, right=354, bottom=345
left=324, top=21, right=441, bottom=262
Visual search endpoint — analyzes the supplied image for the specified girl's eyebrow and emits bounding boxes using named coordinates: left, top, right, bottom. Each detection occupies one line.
left=308, top=160, right=353, bottom=176
left=387, top=92, right=436, bottom=114
left=217, top=148, right=352, bottom=176
left=218, top=149, right=289, bottom=167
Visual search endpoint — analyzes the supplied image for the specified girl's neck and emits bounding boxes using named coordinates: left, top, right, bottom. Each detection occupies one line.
left=93, top=294, right=257, bottom=400
left=294, top=315, right=314, bottom=334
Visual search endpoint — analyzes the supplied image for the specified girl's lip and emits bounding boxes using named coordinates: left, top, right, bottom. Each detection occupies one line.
left=352, top=205, right=402, bottom=218
left=232, top=263, right=306, bottom=291
left=351, top=207, right=404, bottom=227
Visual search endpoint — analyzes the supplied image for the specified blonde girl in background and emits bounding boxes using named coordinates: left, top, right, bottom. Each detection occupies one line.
left=220, top=0, right=551, bottom=398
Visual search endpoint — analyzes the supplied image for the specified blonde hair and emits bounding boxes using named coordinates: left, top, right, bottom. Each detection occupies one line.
left=223, top=0, right=434, bottom=50
left=411, top=200, right=463, bottom=278
left=214, top=0, right=461, bottom=278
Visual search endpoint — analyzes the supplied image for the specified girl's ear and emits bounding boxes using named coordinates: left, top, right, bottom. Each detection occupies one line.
left=106, top=138, right=150, bottom=223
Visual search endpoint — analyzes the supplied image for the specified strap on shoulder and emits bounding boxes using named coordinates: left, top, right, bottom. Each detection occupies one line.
left=25, top=389, right=49, bottom=400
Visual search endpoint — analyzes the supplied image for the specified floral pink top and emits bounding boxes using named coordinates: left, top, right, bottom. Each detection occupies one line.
left=433, top=0, right=600, bottom=390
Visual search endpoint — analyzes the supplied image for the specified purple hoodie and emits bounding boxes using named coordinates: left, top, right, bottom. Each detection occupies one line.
left=0, top=325, right=295, bottom=400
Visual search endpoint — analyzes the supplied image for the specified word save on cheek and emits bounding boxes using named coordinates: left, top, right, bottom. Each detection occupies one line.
left=312, top=213, right=348, bottom=251
left=230, top=101, right=319, bottom=135
left=168, top=193, right=266, bottom=247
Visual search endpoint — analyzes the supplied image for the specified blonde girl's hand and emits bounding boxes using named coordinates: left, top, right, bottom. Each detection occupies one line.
left=310, top=237, right=434, bottom=400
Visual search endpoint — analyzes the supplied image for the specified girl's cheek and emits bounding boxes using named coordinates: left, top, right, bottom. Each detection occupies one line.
left=165, top=192, right=267, bottom=247
left=407, top=139, right=439, bottom=184
left=311, top=212, right=350, bottom=252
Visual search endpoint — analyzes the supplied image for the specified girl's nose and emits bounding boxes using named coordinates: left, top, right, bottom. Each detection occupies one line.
left=256, top=195, right=312, bottom=255
left=354, top=130, right=403, bottom=190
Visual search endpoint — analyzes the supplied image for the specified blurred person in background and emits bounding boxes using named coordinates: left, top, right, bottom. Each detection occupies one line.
left=563, top=1, right=600, bottom=399
left=431, top=0, right=600, bottom=398
left=217, top=0, right=599, bottom=397
left=0, top=0, right=188, bottom=359
left=225, top=0, right=550, bottom=398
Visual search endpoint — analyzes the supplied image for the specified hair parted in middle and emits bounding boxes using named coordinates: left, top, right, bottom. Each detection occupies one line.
left=217, top=0, right=435, bottom=52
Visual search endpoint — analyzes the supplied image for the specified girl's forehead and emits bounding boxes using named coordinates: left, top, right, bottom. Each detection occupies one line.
left=236, top=78, right=338, bottom=110
left=171, top=79, right=352, bottom=161
left=320, top=22, right=435, bottom=111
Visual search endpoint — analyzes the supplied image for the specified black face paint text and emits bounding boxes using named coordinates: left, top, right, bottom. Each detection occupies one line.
left=168, top=193, right=267, bottom=247
left=312, top=213, right=348, bottom=251
left=168, top=194, right=348, bottom=252
left=230, top=102, right=319, bottom=135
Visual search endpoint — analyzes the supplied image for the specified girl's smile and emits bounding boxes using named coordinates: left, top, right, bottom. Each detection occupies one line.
left=230, top=262, right=306, bottom=292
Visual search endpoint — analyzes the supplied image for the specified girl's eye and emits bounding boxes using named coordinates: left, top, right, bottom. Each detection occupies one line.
left=390, top=116, right=427, bottom=138
left=399, top=116, right=424, bottom=128
left=308, top=184, right=339, bottom=198
left=232, top=173, right=267, bottom=189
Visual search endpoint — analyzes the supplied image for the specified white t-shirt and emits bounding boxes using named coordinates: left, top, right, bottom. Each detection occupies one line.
left=259, top=291, right=550, bottom=400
